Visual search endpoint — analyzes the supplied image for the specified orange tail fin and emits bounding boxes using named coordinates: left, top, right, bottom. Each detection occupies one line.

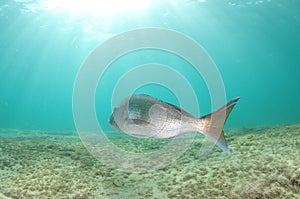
left=199, top=97, right=240, bottom=154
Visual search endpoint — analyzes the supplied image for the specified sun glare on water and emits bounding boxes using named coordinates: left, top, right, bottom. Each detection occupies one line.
left=41, top=0, right=152, bottom=16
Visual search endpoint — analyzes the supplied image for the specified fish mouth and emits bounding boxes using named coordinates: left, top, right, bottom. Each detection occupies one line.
left=108, top=114, right=121, bottom=132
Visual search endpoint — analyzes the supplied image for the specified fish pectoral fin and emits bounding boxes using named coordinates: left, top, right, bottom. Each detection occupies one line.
left=132, top=119, right=151, bottom=126
left=149, top=104, right=168, bottom=121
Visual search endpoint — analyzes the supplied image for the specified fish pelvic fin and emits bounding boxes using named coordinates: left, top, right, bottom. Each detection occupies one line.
left=199, top=97, right=241, bottom=154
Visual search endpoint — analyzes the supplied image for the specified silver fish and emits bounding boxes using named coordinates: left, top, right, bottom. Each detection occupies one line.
left=109, top=94, right=240, bottom=154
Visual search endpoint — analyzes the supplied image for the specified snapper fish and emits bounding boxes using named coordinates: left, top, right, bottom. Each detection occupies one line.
left=109, top=94, right=240, bottom=154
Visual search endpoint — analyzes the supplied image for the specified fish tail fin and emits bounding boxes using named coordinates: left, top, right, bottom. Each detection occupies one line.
left=199, top=97, right=240, bottom=154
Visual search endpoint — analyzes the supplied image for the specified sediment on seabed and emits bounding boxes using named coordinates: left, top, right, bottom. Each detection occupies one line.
left=0, top=124, right=299, bottom=198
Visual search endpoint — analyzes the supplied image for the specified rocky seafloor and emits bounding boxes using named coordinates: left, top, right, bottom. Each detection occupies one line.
left=0, top=124, right=299, bottom=199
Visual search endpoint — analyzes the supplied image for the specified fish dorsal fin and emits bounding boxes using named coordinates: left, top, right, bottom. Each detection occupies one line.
left=165, top=102, right=182, bottom=112
left=165, top=102, right=194, bottom=117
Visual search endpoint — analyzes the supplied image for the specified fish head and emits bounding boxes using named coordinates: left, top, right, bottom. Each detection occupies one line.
left=108, top=110, right=121, bottom=131
left=109, top=98, right=130, bottom=132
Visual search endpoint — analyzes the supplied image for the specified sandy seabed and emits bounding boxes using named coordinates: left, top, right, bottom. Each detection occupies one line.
left=0, top=124, right=299, bottom=199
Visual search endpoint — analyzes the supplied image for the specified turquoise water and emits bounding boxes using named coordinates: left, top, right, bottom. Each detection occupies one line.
left=1, top=1, right=300, bottom=198
left=0, top=0, right=299, bottom=130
